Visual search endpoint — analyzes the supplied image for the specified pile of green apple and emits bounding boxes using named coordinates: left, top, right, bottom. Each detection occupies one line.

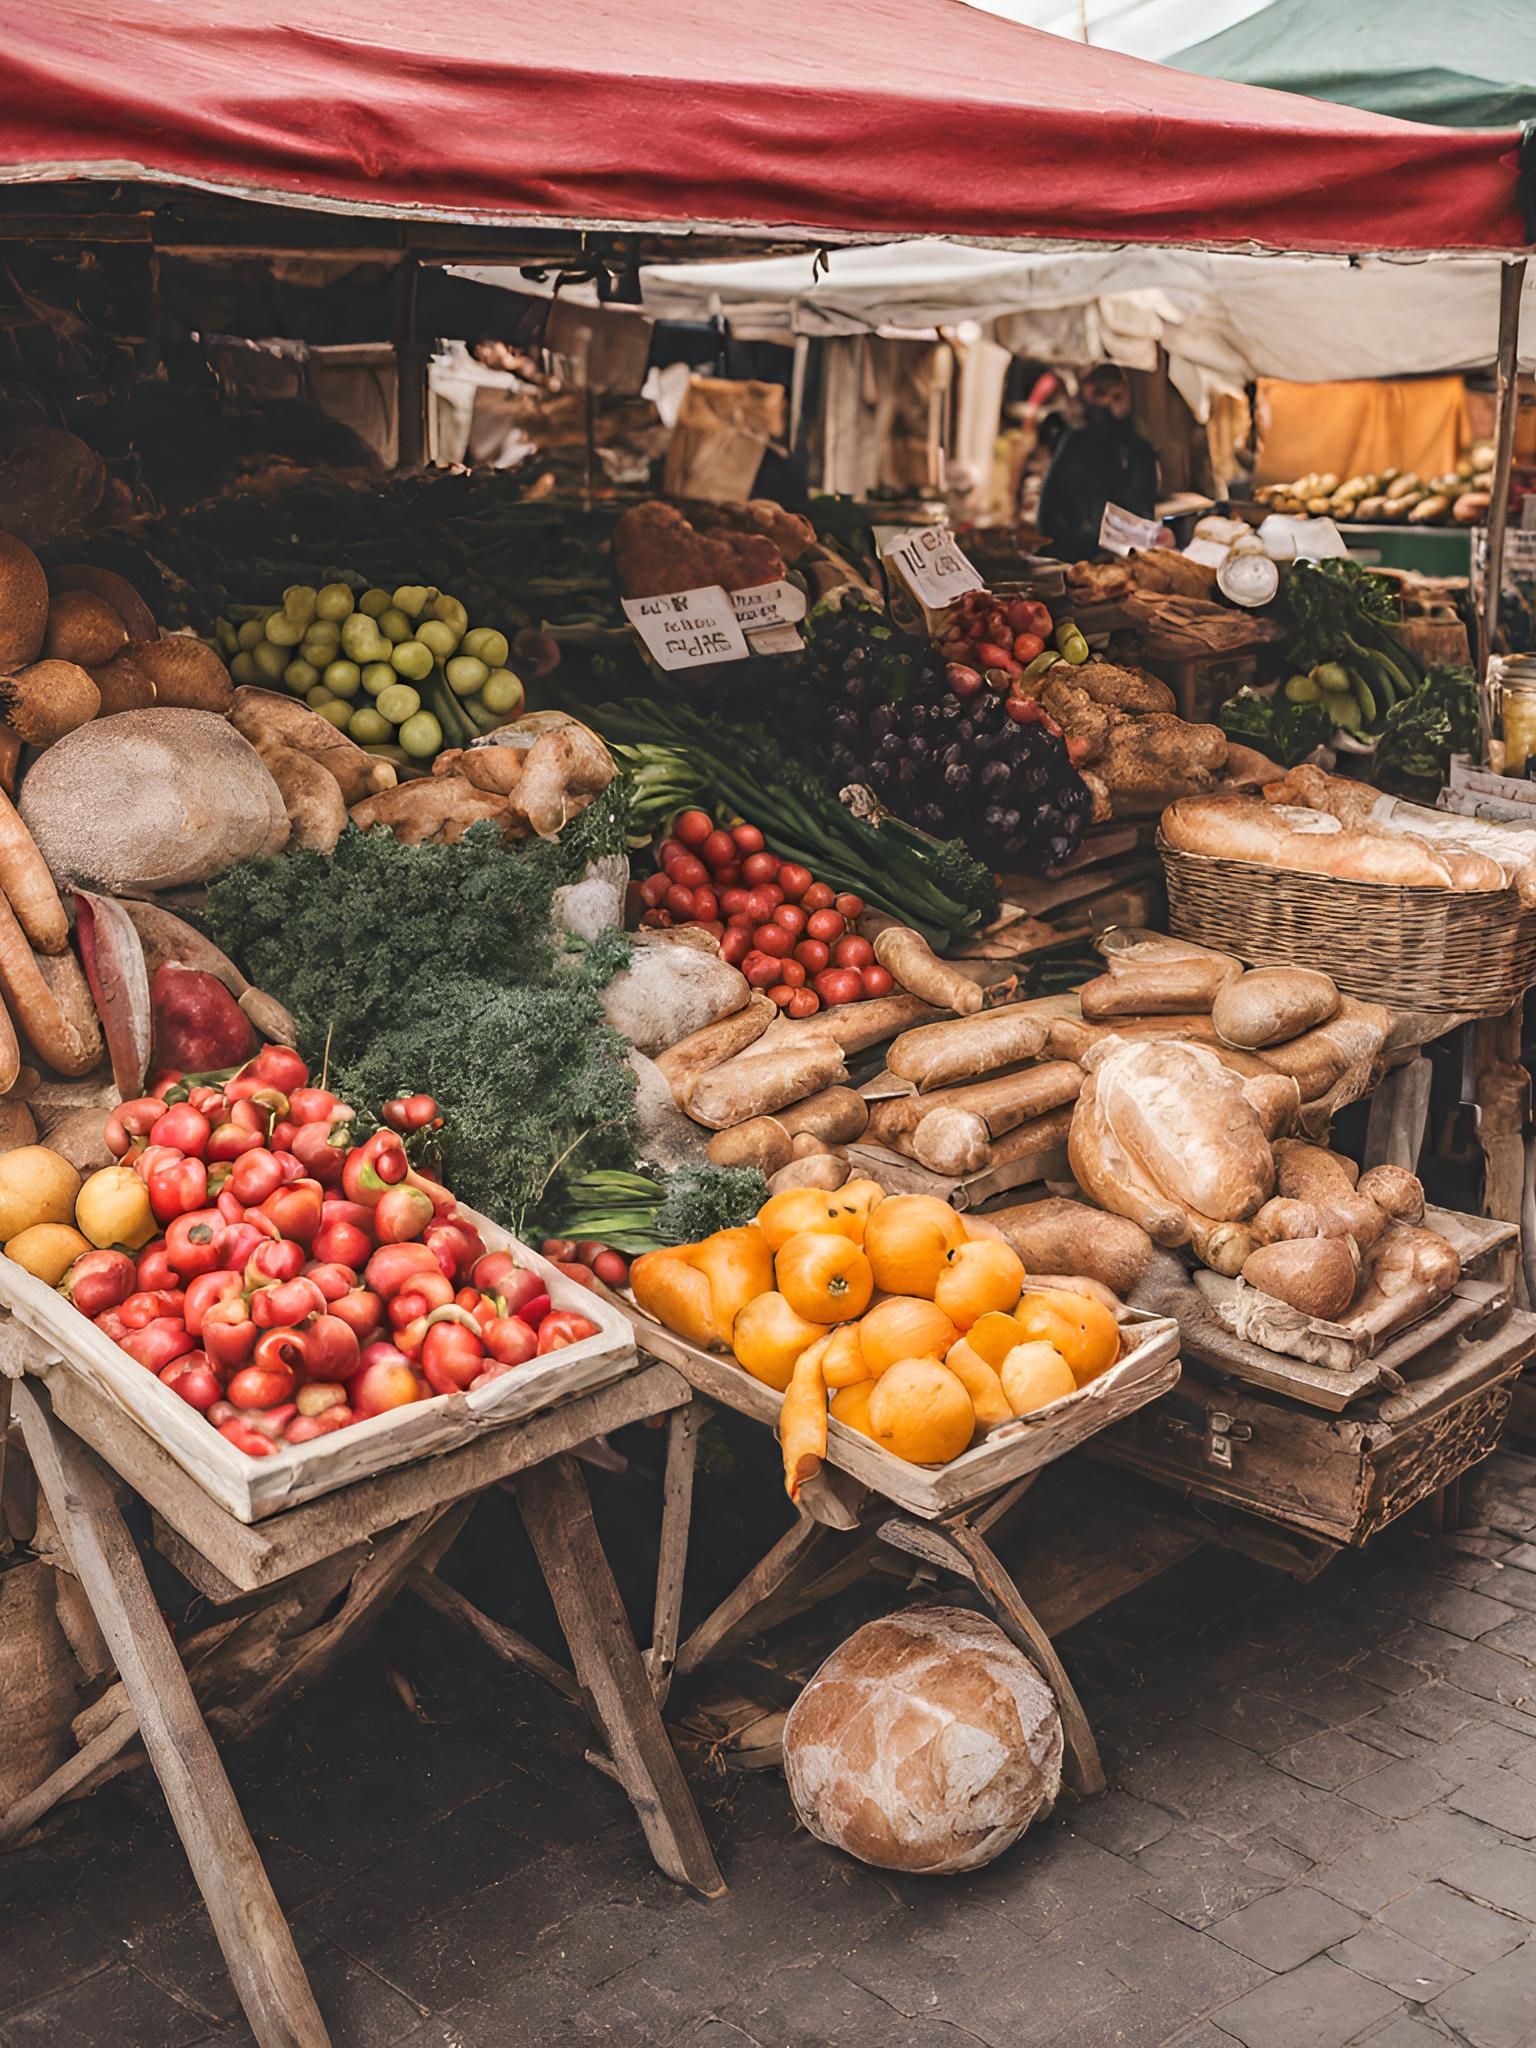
left=215, top=583, right=526, bottom=764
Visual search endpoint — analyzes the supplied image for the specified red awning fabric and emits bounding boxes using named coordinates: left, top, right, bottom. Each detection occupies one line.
left=0, top=1, right=1527, bottom=254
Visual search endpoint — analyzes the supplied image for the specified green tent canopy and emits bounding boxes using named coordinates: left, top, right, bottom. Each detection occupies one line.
left=1171, top=0, right=1536, bottom=128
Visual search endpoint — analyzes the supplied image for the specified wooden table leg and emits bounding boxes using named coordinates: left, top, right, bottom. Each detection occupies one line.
left=13, top=1379, right=328, bottom=2048
left=1365, top=1055, right=1432, bottom=1173
left=945, top=1517, right=1106, bottom=1797
left=673, top=1511, right=878, bottom=1680
left=646, top=1402, right=700, bottom=1707
left=513, top=1454, right=725, bottom=1898
left=1472, top=1007, right=1530, bottom=1305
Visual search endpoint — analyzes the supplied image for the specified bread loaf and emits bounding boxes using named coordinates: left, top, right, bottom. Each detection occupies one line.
left=1079, top=950, right=1241, bottom=1019
left=887, top=1004, right=1049, bottom=1091
left=1242, top=1237, right=1358, bottom=1320
left=1213, top=968, right=1341, bottom=1050
left=1095, top=1042, right=1273, bottom=1222
left=986, top=1196, right=1155, bottom=1296
left=1163, top=793, right=1457, bottom=888
left=1258, top=999, right=1390, bottom=1099
left=782, top=1607, right=1062, bottom=1875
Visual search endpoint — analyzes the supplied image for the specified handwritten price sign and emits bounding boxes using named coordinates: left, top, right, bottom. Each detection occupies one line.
left=880, top=526, right=985, bottom=609
left=623, top=587, right=750, bottom=671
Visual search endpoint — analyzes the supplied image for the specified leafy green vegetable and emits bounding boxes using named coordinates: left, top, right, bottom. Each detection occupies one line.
left=544, top=1162, right=767, bottom=1251
left=1280, top=561, right=1421, bottom=732
left=655, top=1165, right=767, bottom=1245
left=205, top=819, right=639, bottom=1230
left=1218, top=687, right=1333, bottom=767
left=1373, top=664, right=1480, bottom=787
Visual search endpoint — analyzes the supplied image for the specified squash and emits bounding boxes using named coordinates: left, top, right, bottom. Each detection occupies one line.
left=1012, top=1288, right=1120, bottom=1386
left=862, top=1194, right=967, bottom=1298
left=821, top=1322, right=869, bottom=1388
left=631, top=1223, right=774, bottom=1350
left=775, top=1230, right=874, bottom=1325
left=961, top=1310, right=1032, bottom=1369
left=758, top=1178, right=881, bottom=1253
left=867, top=1357, right=975, bottom=1464
left=933, top=1238, right=1026, bottom=1331
left=1000, top=1341, right=1076, bottom=1415
left=857, top=1295, right=959, bottom=1377
left=781, top=1331, right=834, bottom=1500
left=731, top=1291, right=824, bottom=1391
left=0, top=1146, right=80, bottom=1243
left=829, top=1379, right=876, bottom=1437
left=941, top=1336, right=1012, bottom=1426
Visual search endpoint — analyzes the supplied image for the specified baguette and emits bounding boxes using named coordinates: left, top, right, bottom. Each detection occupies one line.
left=0, top=787, right=68, bottom=955
left=686, top=1042, right=849, bottom=1130
left=786, top=992, right=942, bottom=1054
left=1048, top=1012, right=1219, bottom=1063
left=655, top=994, right=774, bottom=1104
left=887, top=1004, right=1049, bottom=1091
left=0, top=897, right=100, bottom=1078
left=1162, top=793, right=1456, bottom=888
left=869, top=1061, right=1082, bottom=1148
left=1079, top=953, right=1240, bottom=1020
left=775, top=1087, right=869, bottom=1145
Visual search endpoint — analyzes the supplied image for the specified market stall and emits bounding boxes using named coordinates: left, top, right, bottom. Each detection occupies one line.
left=0, top=8, right=1533, bottom=2042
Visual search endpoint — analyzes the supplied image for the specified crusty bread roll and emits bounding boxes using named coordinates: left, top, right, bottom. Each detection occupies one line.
left=1213, top=967, right=1341, bottom=1050
left=887, top=1004, right=1049, bottom=1091
left=1258, top=999, right=1391, bottom=1100
left=1242, top=1237, right=1358, bottom=1320
left=0, top=898, right=103, bottom=1078
left=985, top=1196, right=1154, bottom=1296
left=1357, top=1164, right=1426, bottom=1224
left=1079, top=949, right=1241, bottom=1019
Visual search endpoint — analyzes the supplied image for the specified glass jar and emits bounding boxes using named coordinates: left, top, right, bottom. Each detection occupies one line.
left=1501, top=662, right=1536, bottom=775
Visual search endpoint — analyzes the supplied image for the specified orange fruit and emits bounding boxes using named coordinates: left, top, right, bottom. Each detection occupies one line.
left=1000, top=1341, right=1076, bottom=1415
left=821, top=1322, right=869, bottom=1388
left=1013, top=1288, right=1120, bottom=1385
left=942, top=1336, right=1013, bottom=1426
left=862, top=1194, right=968, bottom=1299
left=933, top=1238, right=1026, bottom=1331
left=731, top=1291, right=824, bottom=1391
left=867, top=1356, right=976, bottom=1464
left=857, top=1295, right=959, bottom=1377
left=829, top=1379, right=876, bottom=1437
left=759, top=1184, right=876, bottom=1254
left=775, top=1230, right=875, bottom=1325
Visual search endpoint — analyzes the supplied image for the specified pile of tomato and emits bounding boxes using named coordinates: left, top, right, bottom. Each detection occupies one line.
left=632, top=809, right=890, bottom=1016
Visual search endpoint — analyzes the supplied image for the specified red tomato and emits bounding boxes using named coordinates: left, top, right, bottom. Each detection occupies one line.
left=691, top=886, right=719, bottom=923
left=794, top=938, right=830, bottom=973
left=731, top=822, right=765, bottom=854
left=772, top=903, right=807, bottom=936
left=1012, top=631, right=1046, bottom=663
left=664, top=883, right=697, bottom=918
left=805, top=908, right=846, bottom=943
left=669, top=853, right=708, bottom=889
left=814, top=967, right=865, bottom=1007
left=1007, top=598, right=1054, bottom=637
left=767, top=983, right=796, bottom=1009
left=700, top=830, right=736, bottom=870
left=800, top=882, right=835, bottom=911
left=742, top=887, right=779, bottom=923
left=833, top=934, right=874, bottom=969
left=592, top=1249, right=629, bottom=1287
left=786, top=988, right=820, bottom=1019
left=757, top=883, right=784, bottom=910
left=639, top=871, right=670, bottom=907
left=752, top=922, right=792, bottom=958
left=834, top=893, right=865, bottom=919
left=720, top=887, right=750, bottom=915
left=673, top=809, right=713, bottom=848
left=740, top=851, right=780, bottom=886
left=656, top=836, right=684, bottom=867
left=860, top=964, right=894, bottom=997
left=777, top=863, right=812, bottom=901
left=741, top=950, right=782, bottom=989
left=713, top=862, right=741, bottom=888
left=777, top=958, right=806, bottom=988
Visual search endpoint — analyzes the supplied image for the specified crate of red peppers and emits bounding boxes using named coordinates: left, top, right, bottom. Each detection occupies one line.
left=631, top=808, right=890, bottom=1019
left=0, top=1043, right=638, bottom=1522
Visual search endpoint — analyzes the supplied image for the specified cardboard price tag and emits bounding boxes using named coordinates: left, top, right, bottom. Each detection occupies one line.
left=1098, top=502, right=1165, bottom=556
left=881, top=525, right=985, bottom=609
left=623, top=587, right=750, bottom=671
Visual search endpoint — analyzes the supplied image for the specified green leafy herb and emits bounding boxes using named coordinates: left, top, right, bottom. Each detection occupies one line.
left=1218, top=687, right=1333, bottom=767
left=1374, top=664, right=1481, bottom=787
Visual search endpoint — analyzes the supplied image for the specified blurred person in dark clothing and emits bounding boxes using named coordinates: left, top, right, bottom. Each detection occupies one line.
left=1038, top=364, right=1159, bottom=561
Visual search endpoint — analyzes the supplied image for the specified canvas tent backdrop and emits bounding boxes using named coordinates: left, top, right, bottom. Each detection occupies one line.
left=0, top=0, right=1529, bottom=254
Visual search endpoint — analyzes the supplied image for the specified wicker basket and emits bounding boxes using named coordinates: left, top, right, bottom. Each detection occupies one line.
left=1158, top=837, right=1536, bottom=1015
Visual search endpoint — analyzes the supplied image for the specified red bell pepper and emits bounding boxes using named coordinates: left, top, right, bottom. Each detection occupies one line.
left=483, top=1314, right=539, bottom=1367
left=382, top=1092, right=442, bottom=1133
left=373, top=1184, right=435, bottom=1244
left=61, top=1248, right=137, bottom=1318
left=536, top=1310, right=599, bottom=1355
left=246, top=1238, right=306, bottom=1288
left=228, top=1148, right=286, bottom=1207
left=299, top=1313, right=360, bottom=1382
left=184, top=1269, right=244, bottom=1337
left=120, top=1288, right=186, bottom=1330
left=329, top=1287, right=383, bottom=1345
left=424, top=1217, right=486, bottom=1282
left=203, top=1296, right=258, bottom=1370
left=104, top=1097, right=167, bottom=1160
left=148, top=1154, right=208, bottom=1225
left=207, top=1120, right=265, bottom=1163
left=118, top=1318, right=195, bottom=1372
left=259, top=1178, right=324, bottom=1245
left=250, top=1274, right=328, bottom=1330
left=245, top=1044, right=309, bottom=1095
left=165, top=1208, right=230, bottom=1279
left=149, top=1103, right=211, bottom=1158
left=159, top=1352, right=224, bottom=1411
left=421, top=1318, right=485, bottom=1396
left=341, top=1129, right=409, bottom=1208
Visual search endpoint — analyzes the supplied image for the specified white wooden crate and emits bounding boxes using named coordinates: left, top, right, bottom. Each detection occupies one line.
left=623, top=1304, right=1180, bottom=1519
left=1, top=1208, right=638, bottom=1523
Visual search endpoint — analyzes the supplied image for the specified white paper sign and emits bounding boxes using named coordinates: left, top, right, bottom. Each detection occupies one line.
left=1098, top=501, right=1166, bottom=556
left=622, top=587, right=750, bottom=671
left=1182, top=536, right=1231, bottom=568
left=880, top=525, right=985, bottom=608
left=730, top=579, right=808, bottom=632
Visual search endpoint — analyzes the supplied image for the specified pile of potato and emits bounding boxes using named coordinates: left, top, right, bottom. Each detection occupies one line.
left=1254, top=443, right=1495, bottom=527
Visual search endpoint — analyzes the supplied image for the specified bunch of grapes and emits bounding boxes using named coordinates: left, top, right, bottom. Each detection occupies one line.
left=803, top=603, right=1092, bottom=873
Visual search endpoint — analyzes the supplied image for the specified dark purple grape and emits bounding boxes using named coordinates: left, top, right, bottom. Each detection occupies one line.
left=830, top=710, right=860, bottom=743
left=942, top=741, right=965, bottom=768
left=909, top=736, right=932, bottom=763
left=871, top=758, right=895, bottom=789
left=956, top=718, right=975, bottom=743
left=869, top=704, right=895, bottom=740
left=981, top=804, right=1008, bottom=836
left=877, top=731, right=903, bottom=760
left=897, top=756, right=919, bottom=785
left=939, top=696, right=964, bottom=724
left=845, top=675, right=870, bottom=703
left=944, top=762, right=972, bottom=793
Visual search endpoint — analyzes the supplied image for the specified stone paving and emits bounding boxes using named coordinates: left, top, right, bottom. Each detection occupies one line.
left=5, top=1439, right=1536, bottom=2046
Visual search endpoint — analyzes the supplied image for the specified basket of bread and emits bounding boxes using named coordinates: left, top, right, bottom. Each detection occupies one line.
left=1157, top=768, right=1536, bottom=1015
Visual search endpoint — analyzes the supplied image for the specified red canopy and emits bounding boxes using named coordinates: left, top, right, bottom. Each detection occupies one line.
left=1, top=0, right=1527, bottom=254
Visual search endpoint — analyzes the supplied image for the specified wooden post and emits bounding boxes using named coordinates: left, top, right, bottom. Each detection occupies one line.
left=1477, top=256, right=1527, bottom=698
left=393, top=256, right=426, bottom=470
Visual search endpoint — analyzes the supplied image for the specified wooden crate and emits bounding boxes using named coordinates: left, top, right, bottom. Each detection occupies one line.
left=1090, top=1309, right=1536, bottom=1547
left=625, top=1304, right=1180, bottom=1519
left=1, top=1210, right=638, bottom=1524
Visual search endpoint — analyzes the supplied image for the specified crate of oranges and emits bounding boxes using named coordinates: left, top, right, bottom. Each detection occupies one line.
left=620, top=1183, right=1180, bottom=1518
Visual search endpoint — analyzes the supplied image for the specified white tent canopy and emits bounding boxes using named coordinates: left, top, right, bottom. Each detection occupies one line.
left=636, top=241, right=1536, bottom=419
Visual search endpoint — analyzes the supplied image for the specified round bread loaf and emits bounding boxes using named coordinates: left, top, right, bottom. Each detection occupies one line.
left=782, top=1606, right=1062, bottom=1875
left=1213, top=967, right=1341, bottom=1050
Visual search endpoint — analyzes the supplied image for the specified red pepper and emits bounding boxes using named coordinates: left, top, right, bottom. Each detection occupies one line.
left=134, top=1143, right=182, bottom=1188
left=206, top=1120, right=265, bottom=1163
left=246, top=1237, right=306, bottom=1288
left=218, top=1220, right=274, bottom=1275
left=536, top=1310, right=597, bottom=1354
left=203, top=1296, right=258, bottom=1370
left=230, top=1344, right=300, bottom=1407
left=382, top=1093, right=442, bottom=1133
left=341, top=1129, right=409, bottom=1208
left=218, top=1417, right=278, bottom=1457
left=104, top=1097, right=167, bottom=1160
left=228, top=1148, right=286, bottom=1207
left=184, top=1269, right=244, bottom=1337
left=148, top=1154, right=208, bottom=1225
left=149, top=1103, right=211, bottom=1158
left=299, top=1313, right=361, bottom=1383
left=60, top=1247, right=137, bottom=1318
left=373, top=1184, right=435, bottom=1244
left=313, top=1215, right=372, bottom=1269
left=119, top=1317, right=195, bottom=1372
left=94, top=1307, right=130, bottom=1346
left=363, top=1242, right=440, bottom=1299
left=230, top=1093, right=279, bottom=1135
left=423, top=1217, right=486, bottom=1283
left=259, top=1178, right=324, bottom=1245
left=120, top=1287, right=186, bottom=1330
left=246, top=1044, right=309, bottom=1095
left=288, top=1120, right=348, bottom=1188
left=330, top=1287, right=384, bottom=1345
left=250, top=1274, right=327, bottom=1329
left=387, top=1270, right=456, bottom=1328
left=136, top=1241, right=179, bottom=1291
left=187, top=1084, right=228, bottom=1119
left=421, top=1319, right=485, bottom=1396
left=165, top=1208, right=229, bottom=1279
left=159, top=1352, right=224, bottom=1411
left=483, top=1314, right=538, bottom=1367
left=284, top=1408, right=352, bottom=1444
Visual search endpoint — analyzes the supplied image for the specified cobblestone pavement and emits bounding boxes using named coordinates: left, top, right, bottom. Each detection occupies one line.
left=5, top=1440, right=1536, bottom=2047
